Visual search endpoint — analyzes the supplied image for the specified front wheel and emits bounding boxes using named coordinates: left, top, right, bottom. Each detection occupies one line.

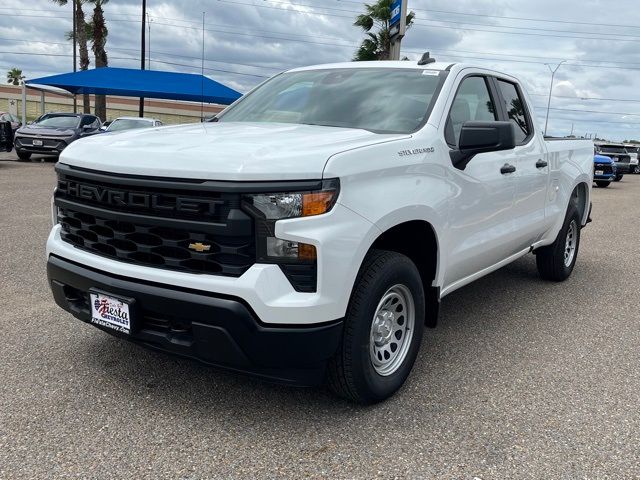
left=535, top=204, right=581, bottom=282
left=327, top=250, right=425, bottom=404
left=634, top=166, right=640, bottom=174
left=16, top=150, right=31, bottom=161
left=595, top=181, right=610, bottom=188
left=615, top=174, right=623, bottom=182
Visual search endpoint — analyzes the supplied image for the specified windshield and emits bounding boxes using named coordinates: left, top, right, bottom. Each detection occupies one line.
left=107, top=119, right=153, bottom=132
left=219, top=68, right=443, bottom=134
left=600, top=146, right=627, bottom=154
left=35, top=115, right=80, bottom=129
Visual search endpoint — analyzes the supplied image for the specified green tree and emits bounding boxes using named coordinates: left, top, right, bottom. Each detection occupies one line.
left=6, top=68, right=24, bottom=85
left=353, top=0, right=414, bottom=61
left=52, top=0, right=91, bottom=113
left=89, top=0, right=109, bottom=121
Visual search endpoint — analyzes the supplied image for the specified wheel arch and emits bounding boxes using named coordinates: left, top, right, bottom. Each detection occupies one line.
left=366, top=219, right=441, bottom=327
left=571, top=180, right=590, bottom=226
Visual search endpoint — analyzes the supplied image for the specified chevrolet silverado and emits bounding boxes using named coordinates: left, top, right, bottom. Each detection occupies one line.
left=46, top=61, right=594, bottom=403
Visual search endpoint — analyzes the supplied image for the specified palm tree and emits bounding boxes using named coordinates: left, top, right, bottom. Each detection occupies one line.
left=89, top=0, right=109, bottom=121
left=6, top=68, right=24, bottom=86
left=52, top=0, right=91, bottom=113
left=353, top=0, right=414, bottom=61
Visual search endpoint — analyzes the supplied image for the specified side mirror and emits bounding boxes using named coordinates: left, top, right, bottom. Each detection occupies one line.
left=450, top=121, right=516, bottom=170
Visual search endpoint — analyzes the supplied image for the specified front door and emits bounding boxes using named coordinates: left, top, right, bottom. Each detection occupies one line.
left=442, top=75, right=520, bottom=288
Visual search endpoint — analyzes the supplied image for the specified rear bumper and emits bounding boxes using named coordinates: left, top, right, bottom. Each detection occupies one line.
left=47, top=254, right=343, bottom=386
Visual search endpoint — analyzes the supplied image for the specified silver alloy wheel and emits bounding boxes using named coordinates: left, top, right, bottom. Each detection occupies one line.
left=635, top=166, right=640, bottom=174
left=564, top=220, right=577, bottom=267
left=369, top=284, right=415, bottom=376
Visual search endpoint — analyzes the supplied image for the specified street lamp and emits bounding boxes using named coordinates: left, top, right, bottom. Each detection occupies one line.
left=544, top=60, right=566, bottom=136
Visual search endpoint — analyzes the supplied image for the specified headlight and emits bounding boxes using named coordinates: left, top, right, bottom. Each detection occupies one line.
left=248, top=180, right=339, bottom=220
left=243, top=179, right=339, bottom=264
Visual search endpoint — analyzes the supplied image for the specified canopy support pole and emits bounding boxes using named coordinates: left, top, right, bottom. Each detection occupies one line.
left=40, top=91, right=45, bottom=116
left=21, top=83, right=27, bottom=127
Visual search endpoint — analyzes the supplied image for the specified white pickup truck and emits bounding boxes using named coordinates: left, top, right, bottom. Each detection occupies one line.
left=47, top=60, right=593, bottom=403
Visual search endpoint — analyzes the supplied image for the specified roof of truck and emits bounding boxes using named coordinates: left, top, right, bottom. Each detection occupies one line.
left=287, top=61, right=454, bottom=73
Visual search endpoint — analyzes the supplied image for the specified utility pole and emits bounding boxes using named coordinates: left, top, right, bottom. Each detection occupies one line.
left=147, top=13, right=152, bottom=69
left=544, top=60, right=566, bottom=136
left=139, top=0, right=146, bottom=117
left=72, top=0, right=77, bottom=113
left=201, top=11, right=205, bottom=121
left=389, top=0, right=408, bottom=60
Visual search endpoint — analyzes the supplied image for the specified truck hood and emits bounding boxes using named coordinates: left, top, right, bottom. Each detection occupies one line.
left=59, top=122, right=409, bottom=180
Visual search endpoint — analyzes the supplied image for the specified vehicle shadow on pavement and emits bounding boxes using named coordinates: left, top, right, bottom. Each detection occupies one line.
left=77, top=251, right=591, bottom=415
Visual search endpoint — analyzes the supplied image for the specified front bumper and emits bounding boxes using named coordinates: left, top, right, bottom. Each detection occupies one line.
left=594, top=174, right=615, bottom=181
left=614, top=163, right=631, bottom=174
left=47, top=254, right=343, bottom=385
left=15, top=137, right=71, bottom=155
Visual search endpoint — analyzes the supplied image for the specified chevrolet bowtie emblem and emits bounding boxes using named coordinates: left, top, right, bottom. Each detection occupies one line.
left=188, top=242, right=211, bottom=252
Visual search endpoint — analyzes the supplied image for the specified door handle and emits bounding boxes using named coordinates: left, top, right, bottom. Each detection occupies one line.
left=536, top=159, right=548, bottom=169
left=500, top=163, right=516, bottom=174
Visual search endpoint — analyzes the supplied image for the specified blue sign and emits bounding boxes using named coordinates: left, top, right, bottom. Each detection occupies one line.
left=390, top=0, right=402, bottom=26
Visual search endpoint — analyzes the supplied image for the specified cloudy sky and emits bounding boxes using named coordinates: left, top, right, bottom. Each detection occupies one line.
left=1, top=0, right=640, bottom=140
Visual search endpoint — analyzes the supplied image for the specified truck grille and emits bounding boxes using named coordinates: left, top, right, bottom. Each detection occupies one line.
left=55, top=164, right=255, bottom=277
left=594, top=163, right=613, bottom=174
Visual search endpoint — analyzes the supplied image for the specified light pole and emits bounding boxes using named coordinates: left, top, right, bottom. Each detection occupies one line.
left=544, top=60, right=566, bottom=136
left=139, top=0, right=146, bottom=117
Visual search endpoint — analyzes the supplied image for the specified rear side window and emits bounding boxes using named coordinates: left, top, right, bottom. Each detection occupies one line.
left=497, top=80, right=531, bottom=144
left=445, top=76, right=497, bottom=147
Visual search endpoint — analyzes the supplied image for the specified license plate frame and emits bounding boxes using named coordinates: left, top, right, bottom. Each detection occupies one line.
left=595, top=170, right=604, bottom=175
left=89, top=289, right=135, bottom=335
left=32, top=139, right=43, bottom=146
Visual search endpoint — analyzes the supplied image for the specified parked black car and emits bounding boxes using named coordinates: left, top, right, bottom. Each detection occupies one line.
left=595, top=143, right=632, bottom=181
left=0, top=112, right=20, bottom=133
left=0, top=120, right=14, bottom=152
left=14, top=112, right=101, bottom=161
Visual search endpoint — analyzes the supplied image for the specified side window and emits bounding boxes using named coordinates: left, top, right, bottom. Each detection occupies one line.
left=80, top=116, right=95, bottom=127
left=445, top=76, right=497, bottom=147
left=0, top=114, right=9, bottom=121
left=497, top=80, right=531, bottom=144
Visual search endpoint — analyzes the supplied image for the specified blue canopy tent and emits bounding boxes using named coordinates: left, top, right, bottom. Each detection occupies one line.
left=22, top=67, right=242, bottom=124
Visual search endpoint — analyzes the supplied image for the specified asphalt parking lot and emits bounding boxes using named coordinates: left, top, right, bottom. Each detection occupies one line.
left=1, top=152, right=639, bottom=479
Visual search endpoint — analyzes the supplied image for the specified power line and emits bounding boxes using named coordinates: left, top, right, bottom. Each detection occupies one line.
left=530, top=93, right=640, bottom=104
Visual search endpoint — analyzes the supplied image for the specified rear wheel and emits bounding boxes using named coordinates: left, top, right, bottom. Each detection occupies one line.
left=595, top=181, right=610, bottom=188
left=327, top=250, right=425, bottom=404
left=16, top=150, right=31, bottom=161
left=536, top=204, right=581, bottom=282
left=634, top=166, right=640, bottom=174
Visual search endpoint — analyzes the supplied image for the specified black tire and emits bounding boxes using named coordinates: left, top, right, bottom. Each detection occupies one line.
left=536, top=204, right=581, bottom=282
left=634, top=166, right=640, bottom=174
left=595, top=181, right=610, bottom=188
left=16, top=150, right=31, bottom=161
left=614, top=174, right=623, bottom=182
left=327, top=249, right=425, bottom=404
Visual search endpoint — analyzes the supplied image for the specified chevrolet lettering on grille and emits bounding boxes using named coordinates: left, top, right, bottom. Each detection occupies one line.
left=59, top=180, right=224, bottom=217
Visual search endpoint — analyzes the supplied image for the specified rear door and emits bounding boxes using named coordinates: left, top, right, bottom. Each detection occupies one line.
left=493, top=78, right=549, bottom=249
left=443, top=74, right=521, bottom=287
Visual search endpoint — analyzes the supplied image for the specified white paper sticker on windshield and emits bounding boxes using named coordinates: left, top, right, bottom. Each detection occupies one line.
left=422, top=70, right=440, bottom=76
